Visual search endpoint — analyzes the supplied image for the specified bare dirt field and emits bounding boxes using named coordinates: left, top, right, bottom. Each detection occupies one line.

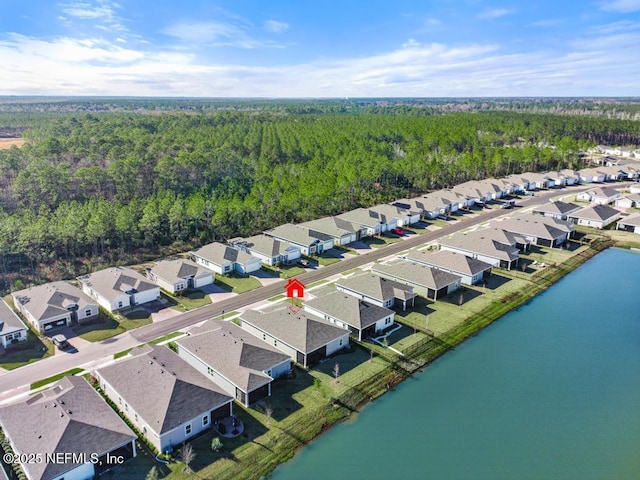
left=0, top=138, right=25, bottom=149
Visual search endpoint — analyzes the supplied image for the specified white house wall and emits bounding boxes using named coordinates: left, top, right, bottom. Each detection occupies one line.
left=49, top=462, right=95, bottom=480
left=325, top=334, right=349, bottom=356
left=269, top=358, right=291, bottom=379
left=151, top=275, right=180, bottom=294
left=193, top=273, right=214, bottom=288
left=132, top=288, right=160, bottom=306
left=335, top=285, right=389, bottom=308
left=76, top=304, right=99, bottom=323
left=438, top=245, right=502, bottom=268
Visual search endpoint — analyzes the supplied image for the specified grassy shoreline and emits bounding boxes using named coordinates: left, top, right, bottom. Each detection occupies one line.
left=155, top=233, right=628, bottom=480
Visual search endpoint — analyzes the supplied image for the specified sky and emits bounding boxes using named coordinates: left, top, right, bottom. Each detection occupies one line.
left=1, top=0, right=639, bottom=97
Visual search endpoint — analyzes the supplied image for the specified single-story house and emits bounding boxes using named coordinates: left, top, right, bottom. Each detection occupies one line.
left=568, top=205, right=622, bottom=229
left=12, top=281, right=99, bottom=333
left=304, top=290, right=396, bottom=341
left=614, top=194, right=640, bottom=209
left=578, top=168, right=606, bottom=184
left=335, top=273, right=416, bottom=311
left=558, top=169, right=581, bottom=186
left=629, top=184, right=640, bottom=194
left=453, top=182, right=487, bottom=206
left=391, top=197, right=430, bottom=219
left=96, top=344, right=233, bottom=454
left=176, top=321, right=291, bottom=407
left=576, top=186, right=620, bottom=205
left=264, top=223, right=334, bottom=255
left=504, top=174, right=536, bottom=192
left=190, top=242, right=262, bottom=275
left=298, top=217, right=359, bottom=246
left=617, top=213, right=640, bottom=234
left=231, top=234, right=301, bottom=266
left=438, top=229, right=521, bottom=270
left=369, top=203, right=421, bottom=226
left=147, top=258, right=213, bottom=294
left=239, top=308, right=350, bottom=368
left=478, top=179, right=508, bottom=199
left=77, top=267, right=160, bottom=313
left=0, top=299, right=28, bottom=350
left=0, top=376, right=136, bottom=480
left=405, top=249, right=492, bottom=285
left=532, top=201, right=582, bottom=221
left=372, top=261, right=461, bottom=300
left=493, top=213, right=574, bottom=248
left=336, top=208, right=393, bottom=237
left=526, top=172, right=554, bottom=189
left=435, top=189, right=466, bottom=210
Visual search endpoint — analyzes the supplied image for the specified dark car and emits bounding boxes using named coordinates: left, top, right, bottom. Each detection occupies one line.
left=51, top=334, right=70, bottom=350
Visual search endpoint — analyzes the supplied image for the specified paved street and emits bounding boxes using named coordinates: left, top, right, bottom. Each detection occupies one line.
left=0, top=184, right=610, bottom=402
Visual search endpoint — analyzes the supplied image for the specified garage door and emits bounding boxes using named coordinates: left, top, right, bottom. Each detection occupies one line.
left=43, top=318, right=68, bottom=331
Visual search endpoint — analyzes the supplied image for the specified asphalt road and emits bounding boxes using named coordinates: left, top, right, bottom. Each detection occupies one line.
left=0, top=184, right=607, bottom=400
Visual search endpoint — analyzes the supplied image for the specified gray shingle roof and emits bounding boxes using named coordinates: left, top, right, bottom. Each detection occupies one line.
left=570, top=204, right=621, bottom=221
left=337, top=208, right=388, bottom=227
left=177, top=321, right=289, bottom=393
left=0, top=299, right=27, bottom=335
left=96, top=344, right=232, bottom=435
left=406, top=249, right=492, bottom=276
left=618, top=213, right=640, bottom=226
left=298, top=217, right=358, bottom=239
left=494, top=214, right=573, bottom=241
left=77, top=267, right=157, bottom=302
left=372, top=261, right=461, bottom=290
left=586, top=186, right=619, bottom=198
left=12, top=281, right=97, bottom=322
left=149, top=259, right=211, bottom=284
left=305, top=290, right=394, bottom=330
left=336, top=273, right=415, bottom=303
left=191, top=242, right=255, bottom=266
left=236, top=234, right=297, bottom=257
left=438, top=229, right=520, bottom=262
left=240, top=308, right=349, bottom=354
left=0, top=376, right=135, bottom=480
left=533, top=201, right=581, bottom=215
left=264, top=223, right=331, bottom=246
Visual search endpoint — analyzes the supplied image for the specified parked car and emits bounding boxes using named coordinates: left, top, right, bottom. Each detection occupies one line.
left=297, top=259, right=310, bottom=267
left=51, top=334, right=70, bottom=350
left=391, top=228, right=405, bottom=235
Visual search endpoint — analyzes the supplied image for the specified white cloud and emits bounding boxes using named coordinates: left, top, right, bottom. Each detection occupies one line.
left=164, top=20, right=285, bottom=49
left=264, top=20, right=289, bottom=33
left=58, top=1, right=118, bottom=20
left=1, top=29, right=639, bottom=97
left=598, top=0, right=640, bottom=13
left=477, top=8, right=517, bottom=19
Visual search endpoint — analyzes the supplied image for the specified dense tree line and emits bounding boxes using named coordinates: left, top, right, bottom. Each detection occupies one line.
left=1, top=107, right=639, bottom=291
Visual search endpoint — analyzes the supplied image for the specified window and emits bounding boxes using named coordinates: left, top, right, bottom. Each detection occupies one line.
left=185, top=424, right=192, bottom=435
left=176, top=283, right=185, bottom=291
left=339, top=338, right=343, bottom=346
left=202, top=415, right=209, bottom=427
left=118, top=301, right=123, bottom=308
left=5, top=334, right=12, bottom=341
left=135, top=414, right=138, bottom=422
left=274, top=340, right=277, bottom=347
left=125, top=403, right=128, bottom=412
left=85, top=309, right=92, bottom=316
left=385, top=317, right=392, bottom=324
left=262, top=334, right=266, bottom=341
left=118, top=396, right=122, bottom=405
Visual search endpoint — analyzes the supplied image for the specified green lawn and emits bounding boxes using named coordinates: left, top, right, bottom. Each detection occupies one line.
left=316, top=252, right=342, bottom=266
left=166, top=289, right=212, bottom=311
left=215, top=273, right=262, bottom=294
left=276, top=264, right=306, bottom=279
left=149, top=331, right=185, bottom=345
left=0, top=331, right=54, bottom=370
left=340, top=267, right=362, bottom=277
left=74, top=309, right=152, bottom=342
left=267, top=294, right=285, bottom=302
left=307, top=279, right=330, bottom=289
left=31, top=367, right=84, bottom=390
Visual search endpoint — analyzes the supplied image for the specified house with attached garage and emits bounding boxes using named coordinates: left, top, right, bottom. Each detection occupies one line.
left=393, top=195, right=452, bottom=219
left=304, top=290, right=396, bottom=341
left=578, top=168, right=607, bottom=184
left=568, top=204, right=622, bottom=229
left=532, top=201, right=582, bottom=221
left=629, top=184, right=640, bottom=195
left=176, top=321, right=291, bottom=407
left=504, top=174, right=536, bottom=193
left=435, top=189, right=467, bottom=211
left=405, top=249, right=492, bottom=285
left=369, top=203, right=421, bottom=227
left=264, top=223, right=334, bottom=255
left=336, top=208, right=392, bottom=237
left=614, top=194, right=640, bottom=209
left=77, top=267, right=160, bottom=313
left=438, top=229, right=522, bottom=270
left=493, top=213, right=574, bottom=248
left=617, top=213, right=640, bottom=234
left=0, top=299, right=28, bottom=350
left=335, top=273, right=416, bottom=311
left=12, top=281, right=99, bottom=333
left=96, top=344, right=233, bottom=454
left=147, top=258, right=213, bottom=294
left=0, top=376, right=137, bottom=480
left=453, top=182, right=488, bottom=206
left=576, top=186, right=620, bottom=205
left=526, top=172, right=554, bottom=189
left=230, top=234, right=301, bottom=266
left=558, top=169, right=581, bottom=186
left=239, top=308, right=350, bottom=368
left=372, top=261, right=461, bottom=300
left=298, top=216, right=359, bottom=246
left=191, top=242, right=262, bottom=275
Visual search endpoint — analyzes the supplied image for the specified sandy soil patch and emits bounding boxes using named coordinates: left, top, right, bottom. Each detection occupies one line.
left=0, top=138, right=25, bottom=149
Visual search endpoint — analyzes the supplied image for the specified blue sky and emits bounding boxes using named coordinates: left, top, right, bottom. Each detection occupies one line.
left=1, top=0, right=639, bottom=96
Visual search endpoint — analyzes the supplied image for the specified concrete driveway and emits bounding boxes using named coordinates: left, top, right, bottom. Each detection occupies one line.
left=49, top=327, right=93, bottom=354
